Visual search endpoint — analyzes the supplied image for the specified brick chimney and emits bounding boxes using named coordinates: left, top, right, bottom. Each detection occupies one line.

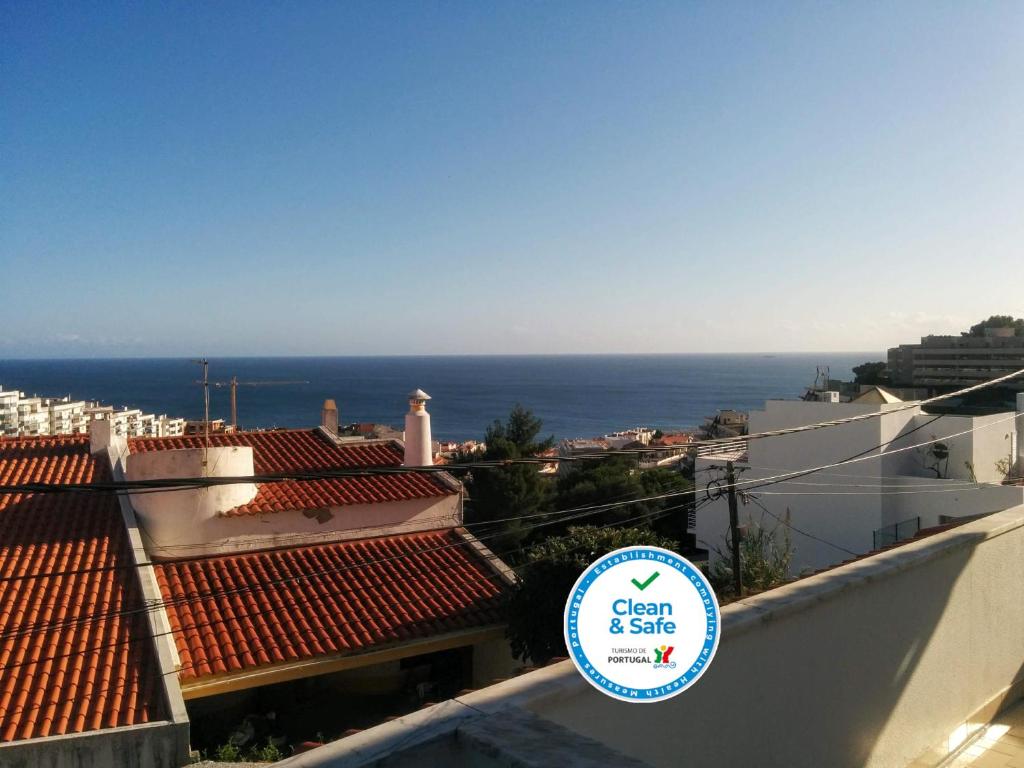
left=321, top=399, right=339, bottom=436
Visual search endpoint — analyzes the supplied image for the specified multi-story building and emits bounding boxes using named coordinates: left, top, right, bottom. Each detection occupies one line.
left=16, top=396, right=50, bottom=436
left=85, top=405, right=186, bottom=438
left=0, top=388, right=19, bottom=436
left=0, top=391, right=516, bottom=765
left=46, top=396, right=89, bottom=434
left=694, top=394, right=1024, bottom=573
left=159, top=415, right=186, bottom=436
left=4, top=386, right=189, bottom=438
left=888, top=326, right=1024, bottom=389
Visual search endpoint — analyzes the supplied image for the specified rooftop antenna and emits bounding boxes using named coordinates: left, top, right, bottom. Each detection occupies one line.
left=206, top=377, right=310, bottom=430
left=192, top=359, right=210, bottom=472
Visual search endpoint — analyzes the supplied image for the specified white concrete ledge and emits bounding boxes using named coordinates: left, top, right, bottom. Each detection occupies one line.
left=272, top=503, right=1024, bottom=768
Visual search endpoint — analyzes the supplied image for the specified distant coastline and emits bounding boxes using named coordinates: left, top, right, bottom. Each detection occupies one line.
left=0, top=353, right=872, bottom=442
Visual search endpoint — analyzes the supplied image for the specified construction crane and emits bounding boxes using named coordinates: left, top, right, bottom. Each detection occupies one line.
left=195, top=376, right=310, bottom=429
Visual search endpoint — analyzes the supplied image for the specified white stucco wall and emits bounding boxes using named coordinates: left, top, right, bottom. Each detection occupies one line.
left=134, top=493, right=462, bottom=558
left=519, top=506, right=1024, bottom=768
left=124, top=446, right=461, bottom=558
left=697, top=401, right=1024, bottom=573
left=280, top=506, right=1024, bottom=768
left=126, top=447, right=259, bottom=548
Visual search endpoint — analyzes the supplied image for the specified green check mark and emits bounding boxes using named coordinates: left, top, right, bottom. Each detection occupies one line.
left=631, top=571, right=660, bottom=591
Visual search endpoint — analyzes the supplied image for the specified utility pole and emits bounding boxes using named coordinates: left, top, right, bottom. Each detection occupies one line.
left=726, top=461, right=742, bottom=597
left=193, top=359, right=210, bottom=473
left=229, top=376, right=237, bottom=430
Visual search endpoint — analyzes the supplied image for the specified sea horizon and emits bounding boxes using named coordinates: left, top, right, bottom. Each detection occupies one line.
left=0, top=353, right=875, bottom=441
left=1, top=350, right=884, bottom=361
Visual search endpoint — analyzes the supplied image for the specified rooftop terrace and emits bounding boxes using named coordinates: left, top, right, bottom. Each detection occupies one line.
left=277, top=504, right=1024, bottom=768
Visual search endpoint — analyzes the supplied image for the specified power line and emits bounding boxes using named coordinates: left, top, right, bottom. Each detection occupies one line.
left=0, top=487, right=699, bottom=643
left=2, top=367, right=1022, bottom=721
left=705, top=413, right=1006, bottom=497
left=742, top=494, right=857, bottom=557
left=0, top=474, right=697, bottom=585
left=1, top=411, right=1014, bottom=593
left=0, top=410, right=1013, bottom=619
left=4, top=365, right=1024, bottom=497
left=0, top=505, right=688, bottom=725
left=694, top=413, right=1009, bottom=561
left=3, top=409, right=1011, bottom=716
left=749, top=486, right=1004, bottom=496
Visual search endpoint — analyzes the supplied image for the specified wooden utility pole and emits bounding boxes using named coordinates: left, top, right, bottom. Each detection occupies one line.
left=191, top=359, right=210, bottom=472
left=726, top=461, right=742, bottom=597
left=229, top=376, right=237, bottom=429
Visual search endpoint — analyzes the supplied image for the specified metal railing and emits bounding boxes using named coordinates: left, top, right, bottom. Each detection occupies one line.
left=873, top=516, right=921, bottom=549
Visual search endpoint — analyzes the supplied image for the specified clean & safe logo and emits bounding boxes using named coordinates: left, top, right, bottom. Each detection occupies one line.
left=563, top=546, right=720, bottom=703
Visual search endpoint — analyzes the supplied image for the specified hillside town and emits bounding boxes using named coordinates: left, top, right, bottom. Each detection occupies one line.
left=3, top=318, right=1024, bottom=767
left=6, top=4, right=1024, bottom=766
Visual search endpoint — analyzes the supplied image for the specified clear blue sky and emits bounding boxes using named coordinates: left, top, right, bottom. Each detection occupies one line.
left=3, top=2, right=1022, bottom=358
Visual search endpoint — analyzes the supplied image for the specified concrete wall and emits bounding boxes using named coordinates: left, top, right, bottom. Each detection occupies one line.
left=125, top=445, right=461, bottom=558
left=695, top=460, right=882, bottom=572
left=0, top=721, right=190, bottom=768
left=746, top=400, right=916, bottom=470
left=126, top=446, right=258, bottom=543
left=133, top=493, right=462, bottom=559
left=275, top=506, right=1024, bottom=768
left=881, top=477, right=1024, bottom=531
left=697, top=401, right=1024, bottom=573
left=520, top=506, right=1024, bottom=768
left=472, top=636, right=519, bottom=688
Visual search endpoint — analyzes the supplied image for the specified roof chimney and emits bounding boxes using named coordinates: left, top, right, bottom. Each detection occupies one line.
left=403, top=389, right=433, bottom=467
left=88, top=413, right=113, bottom=454
left=321, top=399, right=339, bottom=435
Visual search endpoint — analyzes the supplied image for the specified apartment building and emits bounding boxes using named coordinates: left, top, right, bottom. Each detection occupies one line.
left=889, top=326, right=1024, bottom=389
left=0, top=386, right=187, bottom=438
left=47, top=396, right=89, bottom=434
left=16, top=396, right=49, bottom=436
left=0, top=389, right=18, bottom=436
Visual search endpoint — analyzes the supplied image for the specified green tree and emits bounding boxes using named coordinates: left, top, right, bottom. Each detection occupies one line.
left=553, top=455, right=691, bottom=539
left=462, top=405, right=554, bottom=551
left=506, top=525, right=679, bottom=663
left=964, top=315, right=1024, bottom=337
left=852, top=361, right=889, bottom=385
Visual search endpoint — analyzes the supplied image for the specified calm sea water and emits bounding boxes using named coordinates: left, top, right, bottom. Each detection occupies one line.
left=0, top=355, right=873, bottom=441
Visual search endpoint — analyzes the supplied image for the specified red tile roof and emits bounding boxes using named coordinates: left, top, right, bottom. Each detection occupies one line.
left=154, top=528, right=508, bottom=681
left=128, top=430, right=454, bottom=516
left=0, top=435, right=167, bottom=742
left=653, top=434, right=692, bottom=446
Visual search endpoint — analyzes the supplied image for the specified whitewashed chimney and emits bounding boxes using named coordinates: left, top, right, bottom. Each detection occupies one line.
left=403, top=389, right=433, bottom=467
left=321, top=399, right=339, bottom=435
left=88, top=414, right=113, bottom=454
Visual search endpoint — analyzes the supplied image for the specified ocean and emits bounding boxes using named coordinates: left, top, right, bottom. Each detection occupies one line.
left=0, top=354, right=874, bottom=442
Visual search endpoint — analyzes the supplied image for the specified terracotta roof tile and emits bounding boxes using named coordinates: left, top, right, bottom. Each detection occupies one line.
left=0, top=435, right=166, bottom=742
left=128, top=430, right=453, bottom=516
left=154, top=529, right=507, bottom=681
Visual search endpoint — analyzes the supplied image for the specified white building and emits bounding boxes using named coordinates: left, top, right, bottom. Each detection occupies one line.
left=16, top=396, right=50, bottom=436
left=47, top=397, right=89, bottom=434
left=1, top=385, right=186, bottom=438
left=604, top=427, right=655, bottom=449
left=0, top=389, right=19, bottom=436
left=158, top=415, right=185, bottom=436
left=695, top=395, right=1024, bottom=573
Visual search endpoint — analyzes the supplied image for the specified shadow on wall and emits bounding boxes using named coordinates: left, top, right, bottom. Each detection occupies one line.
left=528, top=524, right=1021, bottom=768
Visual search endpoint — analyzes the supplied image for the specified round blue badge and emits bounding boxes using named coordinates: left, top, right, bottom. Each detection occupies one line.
left=563, top=545, right=720, bottom=703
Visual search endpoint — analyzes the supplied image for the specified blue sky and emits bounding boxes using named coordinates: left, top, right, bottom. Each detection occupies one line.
left=2, top=2, right=1022, bottom=357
